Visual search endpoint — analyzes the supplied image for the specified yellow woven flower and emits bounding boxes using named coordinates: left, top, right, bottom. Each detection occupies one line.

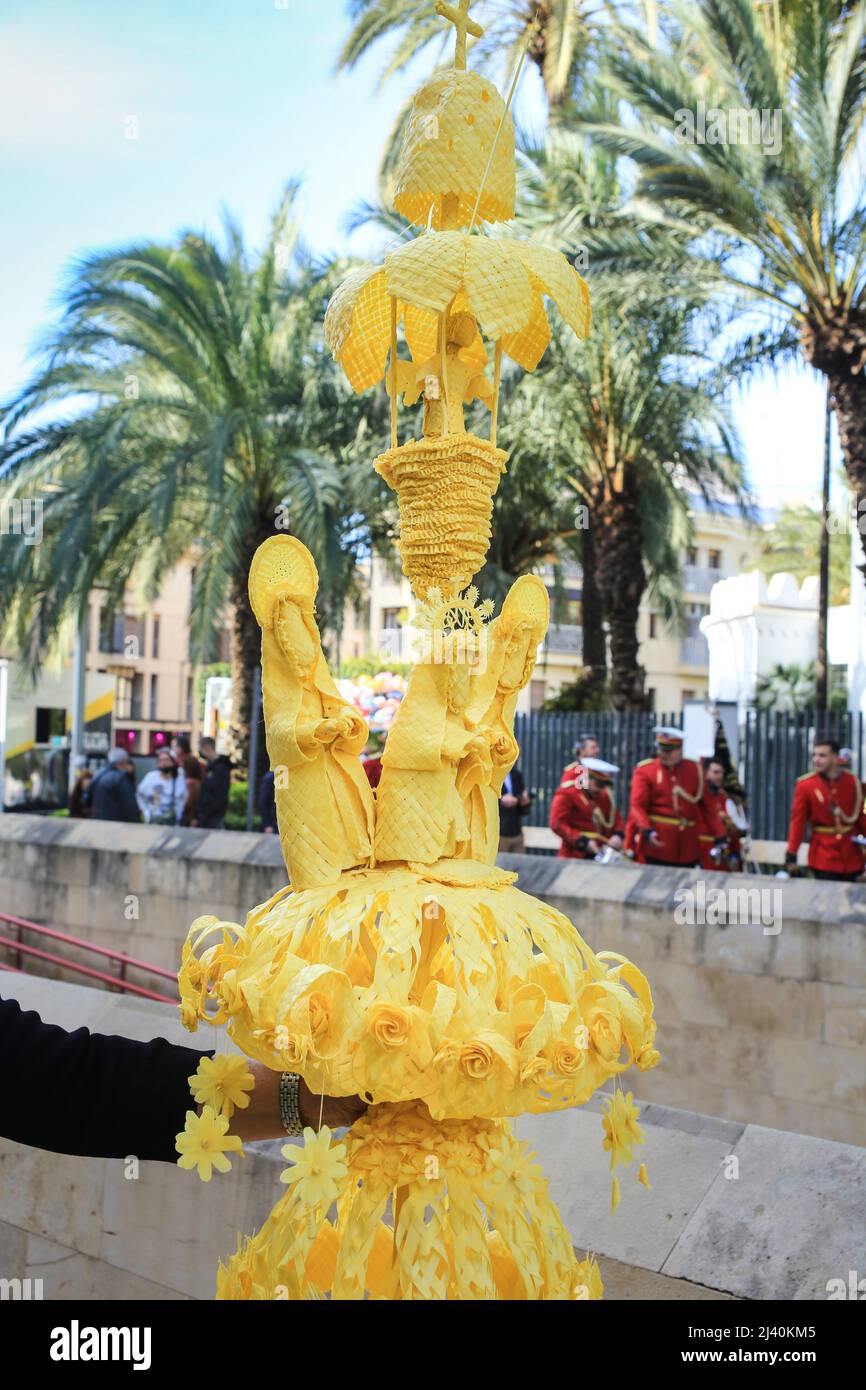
left=601, top=1089, right=645, bottom=1172
left=280, top=1127, right=348, bottom=1208
left=176, top=1106, right=244, bottom=1182
left=188, top=1054, right=255, bottom=1119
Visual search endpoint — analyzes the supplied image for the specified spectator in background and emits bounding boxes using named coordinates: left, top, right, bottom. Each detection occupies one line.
left=258, top=769, right=278, bottom=833
left=172, top=733, right=202, bottom=826
left=171, top=734, right=191, bottom=763
left=88, top=748, right=140, bottom=824
left=194, top=738, right=232, bottom=829
left=68, top=766, right=93, bottom=818
left=181, top=753, right=203, bottom=826
left=136, top=748, right=186, bottom=825
left=498, top=764, right=531, bottom=853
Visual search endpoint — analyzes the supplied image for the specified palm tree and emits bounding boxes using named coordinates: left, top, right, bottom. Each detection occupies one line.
left=0, top=188, right=387, bottom=765
left=756, top=661, right=817, bottom=711
left=760, top=497, right=852, bottom=603
left=505, top=118, right=747, bottom=707
left=583, top=0, right=866, bottom=572
left=339, top=0, right=593, bottom=115
left=507, top=293, right=745, bottom=708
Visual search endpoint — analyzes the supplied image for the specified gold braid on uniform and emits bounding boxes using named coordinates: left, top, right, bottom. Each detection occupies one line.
left=592, top=795, right=617, bottom=834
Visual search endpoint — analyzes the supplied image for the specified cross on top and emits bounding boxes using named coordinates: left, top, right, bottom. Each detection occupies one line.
left=435, top=0, right=484, bottom=71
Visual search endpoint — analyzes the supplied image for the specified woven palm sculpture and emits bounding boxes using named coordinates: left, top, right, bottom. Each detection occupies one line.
left=177, top=0, right=658, bottom=1301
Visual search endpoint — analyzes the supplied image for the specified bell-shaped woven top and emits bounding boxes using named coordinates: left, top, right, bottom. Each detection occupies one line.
left=394, top=69, right=515, bottom=230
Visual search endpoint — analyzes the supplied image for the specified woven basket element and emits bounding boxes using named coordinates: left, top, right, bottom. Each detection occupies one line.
left=394, top=69, right=515, bottom=230
left=374, top=433, right=507, bottom=597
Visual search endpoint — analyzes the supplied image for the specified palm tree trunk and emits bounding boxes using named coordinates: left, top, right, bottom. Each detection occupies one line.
left=802, top=316, right=866, bottom=575
left=825, top=369, right=866, bottom=575
left=580, top=509, right=607, bottom=693
left=595, top=478, right=647, bottom=710
left=227, top=527, right=273, bottom=776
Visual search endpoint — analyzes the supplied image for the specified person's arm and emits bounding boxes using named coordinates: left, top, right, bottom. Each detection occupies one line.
left=629, top=767, right=652, bottom=835
left=209, top=759, right=231, bottom=814
left=134, top=772, right=151, bottom=823
left=0, top=994, right=211, bottom=1162
left=118, top=772, right=141, bottom=823
left=699, top=786, right=726, bottom=841
left=0, top=996, right=364, bottom=1163
left=549, top=786, right=578, bottom=847
left=173, top=772, right=187, bottom=824
left=786, top=780, right=809, bottom=869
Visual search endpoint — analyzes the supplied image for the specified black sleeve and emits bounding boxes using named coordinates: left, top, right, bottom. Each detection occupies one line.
left=120, top=773, right=141, bottom=823
left=257, top=775, right=276, bottom=829
left=0, top=995, right=214, bottom=1163
left=198, top=763, right=230, bottom=820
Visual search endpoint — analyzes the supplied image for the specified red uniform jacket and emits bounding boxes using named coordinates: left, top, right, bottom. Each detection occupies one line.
left=696, top=786, right=733, bottom=870
left=786, top=770, right=866, bottom=876
left=550, top=764, right=624, bottom=859
left=629, top=757, right=725, bottom=867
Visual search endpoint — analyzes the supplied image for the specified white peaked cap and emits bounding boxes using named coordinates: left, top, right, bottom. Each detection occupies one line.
left=581, top=756, right=620, bottom=779
left=653, top=725, right=684, bottom=742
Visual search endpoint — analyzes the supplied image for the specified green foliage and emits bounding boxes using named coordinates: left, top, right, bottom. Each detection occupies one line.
left=195, top=663, right=231, bottom=721
left=760, top=500, right=852, bottom=605
left=756, top=662, right=817, bottom=712
left=543, top=672, right=610, bottom=711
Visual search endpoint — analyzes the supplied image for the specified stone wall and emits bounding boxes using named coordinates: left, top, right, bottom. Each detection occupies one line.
left=0, top=814, right=864, bottom=1145
left=2, top=975, right=864, bottom=1302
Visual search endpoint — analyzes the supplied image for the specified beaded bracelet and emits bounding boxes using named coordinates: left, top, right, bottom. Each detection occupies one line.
left=278, top=1071, right=304, bottom=1137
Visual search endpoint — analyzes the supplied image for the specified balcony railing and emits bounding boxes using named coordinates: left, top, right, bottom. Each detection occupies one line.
left=543, top=624, right=583, bottom=655
left=682, top=564, right=728, bottom=593
left=680, top=635, right=710, bottom=667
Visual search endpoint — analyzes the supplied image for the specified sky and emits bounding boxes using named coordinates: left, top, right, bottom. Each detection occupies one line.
left=0, top=0, right=843, bottom=512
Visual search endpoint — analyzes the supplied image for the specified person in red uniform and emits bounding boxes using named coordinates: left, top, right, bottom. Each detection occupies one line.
left=785, top=737, right=866, bottom=881
left=629, top=727, right=726, bottom=869
left=554, top=733, right=600, bottom=795
left=697, top=757, right=733, bottom=871
left=550, top=757, right=625, bottom=859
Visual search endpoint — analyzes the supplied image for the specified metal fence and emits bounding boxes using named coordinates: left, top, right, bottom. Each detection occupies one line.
left=514, top=708, right=866, bottom=843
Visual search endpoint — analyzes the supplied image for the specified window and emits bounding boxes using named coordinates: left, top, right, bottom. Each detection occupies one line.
left=684, top=602, right=708, bottom=638
left=130, top=673, right=144, bottom=720
left=152, top=615, right=160, bottom=659
left=185, top=676, right=194, bottom=723
left=530, top=679, right=547, bottom=711
left=564, top=598, right=582, bottom=626
left=686, top=545, right=698, bottom=566
left=99, top=609, right=124, bottom=654
left=646, top=687, right=656, bottom=710
left=149, top=675, right=158, bottom=722
left=682, top=689, right=696, bottom=703
left=382, top=608, right=401, bottom=629
left=35, top=708, right=66, bottom=743
left=99, top=610, right=144, bottom=657
left=116, top=676, right=133, bottom=720
left=708, top=549, right=722, bottom=570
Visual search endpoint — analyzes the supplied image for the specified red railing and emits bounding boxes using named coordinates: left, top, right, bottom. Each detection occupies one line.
left=0, top=912, right=178, bottom=1005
